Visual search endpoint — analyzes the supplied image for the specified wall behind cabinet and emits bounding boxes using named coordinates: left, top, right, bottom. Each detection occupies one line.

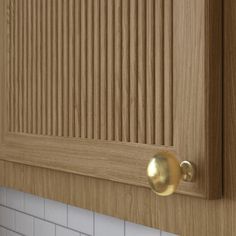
left=0, top=187, right=176, bottom=236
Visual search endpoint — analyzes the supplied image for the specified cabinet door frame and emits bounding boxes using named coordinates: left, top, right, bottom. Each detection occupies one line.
left=0, top=0, right=222, bottom=200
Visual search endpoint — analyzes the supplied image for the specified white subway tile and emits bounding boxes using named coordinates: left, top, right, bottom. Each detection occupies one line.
left=68, top=205, right=93, bottom=235
left=125, top=222, right=160, bottom=236
left=95, top=213, right=124, bottom=236
left=0, top=188, right=6, bottom=206
left=15, top=212, right=34, bottom=236
left=34, top=218, right=55, bottom=236
left=6, top=189, right=24, bottom=211
left=161, top=231, right=177, bottom=236
left=45, top=199, right=67, bottom=226
left=0, top=206, right=15, bottom=230
left=6, top=230, right=21, bottom=236
left=56, top=226, right=80, bottom=236
left=0, top=227, right=6, bottom=236
left=24, top=193, right=45, bottom=218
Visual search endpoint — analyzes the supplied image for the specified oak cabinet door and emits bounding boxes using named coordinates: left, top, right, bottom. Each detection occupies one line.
left=0, top=0, right=222, bottom=204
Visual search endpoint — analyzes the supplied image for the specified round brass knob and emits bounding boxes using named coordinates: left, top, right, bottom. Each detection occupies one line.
left=147, top=151, right=195, bottom=196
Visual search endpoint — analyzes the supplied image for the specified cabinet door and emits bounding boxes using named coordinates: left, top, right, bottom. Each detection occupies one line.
left=0, top=0, right=221, bottom=201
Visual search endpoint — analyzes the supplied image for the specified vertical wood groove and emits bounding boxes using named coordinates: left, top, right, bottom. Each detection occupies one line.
left=87, top=0, right=94, bottom=139
left=57, top=0, right=62, bottom=136
left=41, top=0, right=46, bottom=135
left=100, top=0, right=107, bottom=140
left=52, top=0, right=58, bottom=136
left=8, top=0, right=173, bottom=146
left=27, top=0, right=32, bottom=133
left=9, top=0, right=14, bottom=132
left=164, top=0, right=173, bottom=146
left=74, top=0, right=81, bottom=138
left=122, top=0, right=130, bottom=142
left=114, top=0, right=122, bottom=141
left=23, top=0, right=27, bottom=133
left=36, top=0, right=41, bottom=134
left=93, top=0, right=100, bottom=140
left=107, top=0, right=114, bottom=141
left=155, top=0, right=164, bottom=145
left=80, top=0, right=87, bottom=138
left=129, top=0, right=138, bottom=143
left=137, top=0, right=146, bottom=144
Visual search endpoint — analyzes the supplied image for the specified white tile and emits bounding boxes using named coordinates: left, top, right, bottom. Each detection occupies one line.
left=125, top=222, right=160, bottom=236
left=0, top=188, right=6, bottom=206
left=161, top=231, right=177, bottom=236
left=24, top=193, right=45, bottom=218
left=6, top=231, right=21, bottom=236
left=68, top=205, right=93, bottom=235
left=0, top=206, right=15, bottom=230
left=56, top=226, right=80, bottom=236
left=34, top=218, right=55, bottom=236
left=15, top=211, right=34, bottom=236
left=45, top=199, right=67, bottom=226
left=6, top=189, right=24, bottom=211
left=95, top=213, right=124, bottom=236
left=0, top=227, right=6, bottom=236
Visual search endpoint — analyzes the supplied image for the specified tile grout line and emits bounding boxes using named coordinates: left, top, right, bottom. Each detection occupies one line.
left=124, top=220, right=126, bottom=236
left=0, top=225, right=25, bottom=236
left=67, top=204, right=69, bottom=227
left=93, top=212, right=95, bottom=236
left=33, top=217, right=35, bottom=236
left=0, top=204, right=91, bottom=236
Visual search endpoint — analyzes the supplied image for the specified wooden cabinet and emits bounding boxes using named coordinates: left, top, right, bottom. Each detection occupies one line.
left=2, top=0, right=236, bottom=235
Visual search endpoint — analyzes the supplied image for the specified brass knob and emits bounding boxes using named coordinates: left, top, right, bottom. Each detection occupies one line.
left=147, top=151, right=195, bottom=196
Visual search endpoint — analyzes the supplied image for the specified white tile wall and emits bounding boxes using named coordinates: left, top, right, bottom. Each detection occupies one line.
left=94, top=213, right=124, bottom=236
left=68, top=205, right=94, bottom=235
left=56, top=226, right=80, bottom=236
left=0, top=187, right=178, bottom=236
left=45, top=199, right=67, bottom=226
left=6, top=189, right=24, bottom=212
left=125, top=222, right=160, bottom=236
left=6, top=230, right=20, bottom=236
left=0, top=206, right=15, bottom=230
left=15, top=212, right=34, bottom=236
left=34, top=218, right=55, bottom=236
left=0, top=188, right=6, bottom=206
left=24, top=194, right=44, bottom=219
left=0, top=227, right=6, bottom=236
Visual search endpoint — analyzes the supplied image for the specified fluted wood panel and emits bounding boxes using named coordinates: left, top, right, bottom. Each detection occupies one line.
left=7, top=0, right=173, bottom=145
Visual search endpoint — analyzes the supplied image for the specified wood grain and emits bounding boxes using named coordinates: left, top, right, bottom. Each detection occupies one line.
left=0, top=0, right=222, bottom=198
left=0, top=133, right=176, bottom=191
left=0, top=161, right=4, bottom=186
left=0, top=3, right=225, bottom=236
left=6, top=0, right=173, bottom=145
left=0, top=0, right=6, bottom=143
left=173, top=0, right=222, bottom=198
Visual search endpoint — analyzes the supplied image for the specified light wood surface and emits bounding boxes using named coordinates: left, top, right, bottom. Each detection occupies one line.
left=0, top=133, right=176, bottom=190
left=1, top=0, right=223, bottom=199
left=0, top=1, right=231, bottom=235
left=174, top=0, right=222, bottom=198
left=6, top=0, right=173, bottom=145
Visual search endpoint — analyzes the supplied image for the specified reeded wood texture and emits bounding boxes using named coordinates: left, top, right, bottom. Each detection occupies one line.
left=1, top=0, right=233, bottom=235
left=3, top=1, right=232, bottom=235
left=7, top=0, right=173, bottom=145
left=2, top=0, right=222, bottom=199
